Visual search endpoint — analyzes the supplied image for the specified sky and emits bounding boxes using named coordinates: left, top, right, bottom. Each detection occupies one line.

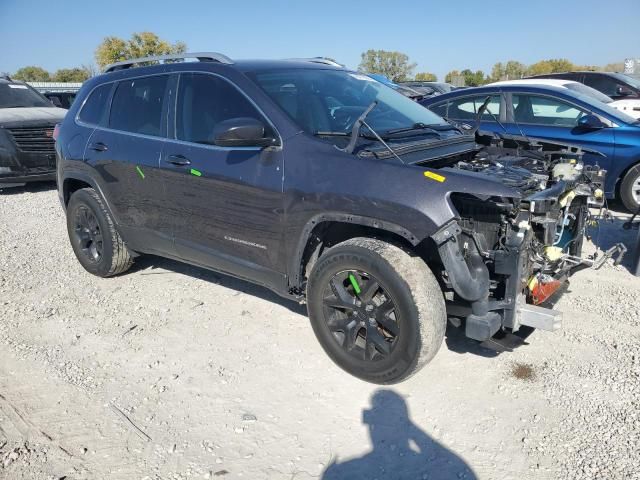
left=1, top=0, right=638, bottom=81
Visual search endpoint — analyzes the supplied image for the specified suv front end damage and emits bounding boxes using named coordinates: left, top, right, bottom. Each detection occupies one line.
left=431, top=134, right=625, bottom=342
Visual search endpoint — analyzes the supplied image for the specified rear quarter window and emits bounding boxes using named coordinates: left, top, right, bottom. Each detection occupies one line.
left=78, top=84, right=112, bottom=125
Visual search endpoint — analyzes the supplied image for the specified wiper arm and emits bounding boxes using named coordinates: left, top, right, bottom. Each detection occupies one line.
left=342, top=101, right=378, bottom=154
left=383, top=123, right=440, bottom=136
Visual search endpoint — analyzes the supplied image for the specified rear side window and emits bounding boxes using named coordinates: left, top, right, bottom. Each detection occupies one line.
left=109, top=75, right=168, bottom=137
left=447, top=95, right=500, bottom=122
left=176, top=73, right=268, bottom=144
left=78, top=84, right=112, bottom=125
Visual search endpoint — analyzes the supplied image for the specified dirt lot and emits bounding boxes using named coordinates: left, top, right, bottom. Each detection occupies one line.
left=0, top=184, right=639, bottom=480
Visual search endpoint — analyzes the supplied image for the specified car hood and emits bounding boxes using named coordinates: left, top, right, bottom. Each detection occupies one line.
left=0, top=107, right=68, bottom=125
left=610, top=99, right=640, bottom=119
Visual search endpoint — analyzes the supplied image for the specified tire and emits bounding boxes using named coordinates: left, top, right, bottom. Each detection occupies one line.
left=619, top=163, right=640, bottom=213
left=66, top=188, right=133, bottom=277
left=306, top=237, right=446, bottom=384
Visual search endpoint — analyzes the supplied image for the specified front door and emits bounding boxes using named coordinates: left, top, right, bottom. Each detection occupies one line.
left=161, top=72, right=286, bottom=288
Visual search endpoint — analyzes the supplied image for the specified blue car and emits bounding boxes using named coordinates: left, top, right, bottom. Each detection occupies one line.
left=420, top=84, right=640, bottom=211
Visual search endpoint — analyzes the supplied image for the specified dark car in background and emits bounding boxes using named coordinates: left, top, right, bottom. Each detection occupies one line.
left=43, top=91, right=77, bottom=109
left=56, top=53, right=609, bottom=383
left=420, top=83, right=640, bottom=211
left=402, top=81, right=458, bottom=95
left=528, top=71, right=640, bottom=102
left=0, top=76, right=67, bottom=187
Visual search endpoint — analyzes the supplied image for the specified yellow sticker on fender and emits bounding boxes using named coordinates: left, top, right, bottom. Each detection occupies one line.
left=424, top=171, right=446, bottom=182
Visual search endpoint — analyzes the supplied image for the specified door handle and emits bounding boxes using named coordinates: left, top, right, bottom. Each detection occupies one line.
left=165, top=154, right=191, bottom=166
left=88, top=142, right=108, bottom=152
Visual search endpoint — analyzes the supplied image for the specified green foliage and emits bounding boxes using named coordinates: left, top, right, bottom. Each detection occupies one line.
left=490, top=60, right=527, bottom=81
left=52, top=67, right=91, bottom=82
left=601, top=62, right=625, bottom=72
left=13, top=66, right=51, bottom=82
left=460, top=69, right=487, bottom=86
left=358, top=49, right=416, bottom=82
left=414, top=72, right=437, bottom=82
left=526, top=58, right=576, bottom=76
left=95, top=32, right=187, bottom=69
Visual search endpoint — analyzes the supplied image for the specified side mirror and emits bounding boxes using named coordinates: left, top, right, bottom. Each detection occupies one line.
left=577, top=114, right=606, bottom=130
left=213, top=117, right=275, bottom=147
left=49, top=96, right=62, bottom=107
left=616, top=86, right=634, bottom=97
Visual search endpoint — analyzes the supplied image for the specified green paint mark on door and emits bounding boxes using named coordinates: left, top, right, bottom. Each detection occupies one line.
left=190, top=168, right=202, bottom=177
left=348, top=273, right=361, bottom=295
left=135, top=166, right=145, bottom=179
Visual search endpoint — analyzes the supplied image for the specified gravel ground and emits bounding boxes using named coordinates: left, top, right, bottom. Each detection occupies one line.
left=0, top=184, right=639, bottom=480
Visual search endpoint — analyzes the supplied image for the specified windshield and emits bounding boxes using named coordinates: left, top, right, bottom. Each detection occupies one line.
left=569, top=89, right=637, bottom=124
left=564, top=83, right=613, bottom=104
left=0, top=82, right=52, bottom=108
left=611, top=72, right=640, bottom=90
left=249, top=69, right=448, bottom=135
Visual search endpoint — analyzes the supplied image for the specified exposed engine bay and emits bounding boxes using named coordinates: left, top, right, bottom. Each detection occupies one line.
left=427, top=132, right=626, bottom=343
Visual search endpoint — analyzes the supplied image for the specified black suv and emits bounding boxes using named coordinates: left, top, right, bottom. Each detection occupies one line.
left=0, top=76, right=67, bottom=187
left=56, top=53, right=614, bottom=383
left=528, top=71, right=640, bottom=101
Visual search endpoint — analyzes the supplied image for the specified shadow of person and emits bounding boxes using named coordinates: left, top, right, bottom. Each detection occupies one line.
left=323, top=390, right=476, bottom=480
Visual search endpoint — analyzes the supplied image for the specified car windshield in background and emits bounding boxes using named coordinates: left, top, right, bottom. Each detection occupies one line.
left=0, top=82, right=52, bottom=108
left=564, top=82, right=613, bottom=104
left=567, top=89, right=638, bottom=125
left=612, top=72, right=640, bottom=90
left=249, top=69, right=449, bottom=136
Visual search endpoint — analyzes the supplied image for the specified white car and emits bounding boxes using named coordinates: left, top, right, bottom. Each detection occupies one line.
left=489, top=78, right=640, bottom=119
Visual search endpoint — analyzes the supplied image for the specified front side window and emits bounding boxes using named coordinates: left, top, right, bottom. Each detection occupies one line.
left=512, top=94, right=586, bottom=127
left=78, top=84, right=112, bottom=125
left=583, top=75, right=624, bottom=97
left=249, top=69, right=448, bottom=135
left=446, top=95, right=500, bottom=122
left=109, top=75, right=168, bottom=137
left=175, top=73, right=267, bottom=144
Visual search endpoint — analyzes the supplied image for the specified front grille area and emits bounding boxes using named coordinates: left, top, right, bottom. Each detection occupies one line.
left=7, top=126, right=56, bottom=154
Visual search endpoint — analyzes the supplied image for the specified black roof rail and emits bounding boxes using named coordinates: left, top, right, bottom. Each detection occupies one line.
left=103, top=52, right=233, bottom=73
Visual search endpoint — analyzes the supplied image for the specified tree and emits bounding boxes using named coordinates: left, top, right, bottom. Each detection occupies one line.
left=95, top=32, right=187, bottom=69
left=526, top=58, right=576, bottom=76
left=52, top=67, right=91, bottom=82
left=460, top=69, right=487, bottom=86
left=602, top=61, right=625, bottom=72
left=13, top=66, right=51, bottom=82
left=358, top=50, right=416, bottom=82
left=445, top=70, right=462, bottom=85
left=490, top=60, right=526, bottom=82
left=414, top=72, right=437, bottom=81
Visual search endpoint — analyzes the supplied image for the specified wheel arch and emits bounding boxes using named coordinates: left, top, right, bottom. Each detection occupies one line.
left=288, top=213, right=437, bottom=293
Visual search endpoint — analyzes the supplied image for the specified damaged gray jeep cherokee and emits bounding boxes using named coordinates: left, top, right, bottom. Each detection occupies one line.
left=56, top=54, right=623, bottom=384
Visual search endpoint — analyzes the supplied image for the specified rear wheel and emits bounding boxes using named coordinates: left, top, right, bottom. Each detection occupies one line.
left=306, top=237, right=446, bottom=384
left=66, top=188, right=133, bottom=277
left=620, top=163, right=640, bottom=213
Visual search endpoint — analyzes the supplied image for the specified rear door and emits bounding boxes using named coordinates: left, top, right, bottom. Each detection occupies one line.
left=505, top=92, right=615, bottom=171
left=161, top=72, right=286, bottom=287
left=83, top=74, right=175, bottom=255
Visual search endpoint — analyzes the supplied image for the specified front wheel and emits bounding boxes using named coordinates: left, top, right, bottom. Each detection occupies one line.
left=620, top=163, right=640, bottom=213
left=306, top=237, right=446, bottom=384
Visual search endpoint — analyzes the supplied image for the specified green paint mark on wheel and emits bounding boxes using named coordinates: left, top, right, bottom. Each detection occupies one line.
left=349, top=273, right=361, bottom=295
left=135, top=166, right=145, bottom=179
left=190, top=168, right=202, bottom=177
